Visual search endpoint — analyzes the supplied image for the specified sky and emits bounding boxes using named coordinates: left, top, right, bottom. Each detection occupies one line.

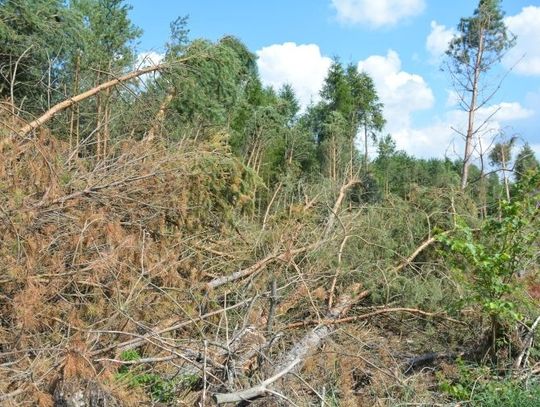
left=128, top=0, right=540, bottom=160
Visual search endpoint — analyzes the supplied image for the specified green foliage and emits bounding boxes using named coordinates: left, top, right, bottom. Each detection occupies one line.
left=438, top=360, right=540, bottom=406
left=439, top=170, right=539, bottom=348
left=489, top=137, right=516, bottom=168
left=447, top=0, right=515, bottom=73
left=514, top=144, right=539, bottom=182
left=311, top=59, right=384, bottom=179
left=72, top=0, right=141, bottom=71
left=0, top=0, right=80, bottom=110
left=372, top=138, right=463, bottom=198
left=115, top=350, right=198, bottom=403
left=165, top=36, right=257, bottom=129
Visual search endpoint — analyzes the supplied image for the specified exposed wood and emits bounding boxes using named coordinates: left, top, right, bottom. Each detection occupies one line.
left=328, top=235, right=351, bottom=309
left=213, top=287, right=363, bottom=404
left=205, top=242, right=319, bottom=290
left=213, top=359, right=301, bottom=404
left=145, top=87, right=176, bottom=141
left=392, top=231, right=450, bottom=273
left=262, top=182, right=282, bottom=231
left=323, top=177, right=360, bottom=238
left=514, top=315, right=540, bottom=370
left=17, top=62, right=175, bottom=137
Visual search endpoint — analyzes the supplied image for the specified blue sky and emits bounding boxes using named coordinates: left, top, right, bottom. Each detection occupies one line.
left=128, top=0, right=540, bottom=159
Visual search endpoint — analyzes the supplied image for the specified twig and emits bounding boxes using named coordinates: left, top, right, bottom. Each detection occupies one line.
left=90, top=297, right=255, bottom=356
left=514, top=315, right=540, bottom=370
left=205, top=242, right=319, bottom=290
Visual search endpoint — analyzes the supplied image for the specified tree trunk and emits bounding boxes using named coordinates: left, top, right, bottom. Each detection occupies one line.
left=16, top=63, right=166, bottom=137
left=69, top=53, right=81, bottom=152
left=331, top=134, right=337, bottom=181
left=53, top=379, right=120, bottom=407
left=461, top=29, right=485, bottom=190
left=96, top=87, right=102, bottom=159
left=364, top=123, right=369, bottom=172
left=502, top=150, right=510, bottom=201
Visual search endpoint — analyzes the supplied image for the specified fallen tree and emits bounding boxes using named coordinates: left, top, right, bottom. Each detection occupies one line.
left=213, top=285, right=366, bottom=404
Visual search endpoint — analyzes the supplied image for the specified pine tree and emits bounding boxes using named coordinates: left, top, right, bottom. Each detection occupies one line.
left=446, top=0, right=515, bottom=190
left=489, top=137, right=516, bottom=201
left=514, top=144, right=539, bottom=182
left=0, top=0, right=80, bottom=114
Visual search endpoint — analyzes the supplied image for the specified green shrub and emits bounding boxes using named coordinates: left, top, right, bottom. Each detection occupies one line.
left=115, top=350, right=198, bottom=403
left=438, top=360, right=540, bottom=406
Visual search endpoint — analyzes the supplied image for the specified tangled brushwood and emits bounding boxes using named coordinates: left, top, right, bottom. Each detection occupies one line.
left=1, top=99, right=539, bottom=406
left=1, top=4, right=539, bottom=402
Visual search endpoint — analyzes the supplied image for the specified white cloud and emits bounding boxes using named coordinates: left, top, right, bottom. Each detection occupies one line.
left=356, top=49, right=534, bottom=158
left=331, top=0, right=425, bottom=28
left=531, top=144, right=540, bottom=158
left=136, top=51, right=164, bottom=68
left=392, top=102, right=534, bottom=158
left=426, top=21, right=456, bottom=60
left=357, top=50, right=435, bottom=139
left=256, top=42, right=332, bottom=109
left=504, top=6, right=540, bottom=76
left=446, top=89, right=460, bottom=107
left=480, top=102, right=534, bottom=122
left=135, top=52, right=165, bottom=85
left=256, top=42, right=536, bottom=160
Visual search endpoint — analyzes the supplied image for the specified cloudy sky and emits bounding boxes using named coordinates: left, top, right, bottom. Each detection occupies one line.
left=129, top=0, right=540, bottom=159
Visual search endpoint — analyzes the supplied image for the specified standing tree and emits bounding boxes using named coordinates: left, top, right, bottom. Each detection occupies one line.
left=347, top=65, right=385, bottom=171
left=514, top=144, right=539, bottom=182
left=70, top=0, right=141, bottom=156
left=445, top=0, right=515, bottom=190
left=314, top=60, right=384, bottom=180
left=488, top=136, right=516, bottom=201
left=0, top=0, right=80, bottom=115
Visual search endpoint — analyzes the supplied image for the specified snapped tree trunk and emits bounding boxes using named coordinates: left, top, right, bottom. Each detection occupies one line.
left=16, top=63, right=168, bottom=137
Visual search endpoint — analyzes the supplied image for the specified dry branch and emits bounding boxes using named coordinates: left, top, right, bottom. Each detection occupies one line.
left=284, top=305, right=464, bottom=329
left=514, top=315, right=540, bottom=370
left=213, top=286, right=363, bottom=404
left=392, top=231, right=450, bottom=273
left=205, top=242, right=320, bottom=290
left=213, top=359, right=301, bottom=404
left=323, top=178, right=360, bottom=238
left=91, top=297, right=255, bottom=357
